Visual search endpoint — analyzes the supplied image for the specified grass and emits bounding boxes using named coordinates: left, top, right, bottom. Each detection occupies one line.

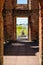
left=16, top=25, right=28, bottom=37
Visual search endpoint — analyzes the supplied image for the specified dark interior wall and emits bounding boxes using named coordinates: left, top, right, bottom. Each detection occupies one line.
left=4, top=0, right=14, bottom=41
left=31, top=0, right=39, bottom=41
left=4, top=10, right=14, bottom=41
left=31, top=12, right=39, bottom=41
left=3, top=0, right=39, bottom=41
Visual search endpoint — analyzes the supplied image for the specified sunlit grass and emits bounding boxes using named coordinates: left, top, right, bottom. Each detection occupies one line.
left=16, top=25, right=28, bottom=37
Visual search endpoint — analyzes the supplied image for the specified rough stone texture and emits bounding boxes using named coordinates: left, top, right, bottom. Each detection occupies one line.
left=31, top=0, right=39, bottom=10
left=5, top=0, right=13, bottom=9
left=41, top=9, right=43, bottom=65
left=4, top=10, right=14, bottom=41
left=0, top=0, right=4, bottom=65
left=39, top=0, right=43, bottom=64
left=15, top=5, right=28, bottom=10
left=13, top=17, right=16, bottom=40
left=31, top=0, right=39, bottom=41
left=41, top=9, right=43, bottom=44
left=31, top=12, right=39, bottom=41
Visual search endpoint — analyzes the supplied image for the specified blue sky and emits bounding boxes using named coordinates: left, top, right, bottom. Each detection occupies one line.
left=17, top=0, right=27, bottom=4
left=16, top=17, right=28, bottom=25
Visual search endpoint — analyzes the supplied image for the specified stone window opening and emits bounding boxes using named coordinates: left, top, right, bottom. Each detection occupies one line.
left=17, top=0, right=28, bottom=4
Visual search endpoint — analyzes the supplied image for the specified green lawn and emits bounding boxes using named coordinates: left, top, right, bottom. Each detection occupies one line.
left=16, top=25, right=28, bottom=37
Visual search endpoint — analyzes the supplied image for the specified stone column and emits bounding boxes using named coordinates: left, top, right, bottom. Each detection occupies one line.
left=39, top=1, right=43, bottom=64
left=39, top=3, right=42, bottom=65
left=14, top=17, right=16, bottom=41
left=0, top=0, right=4, bottom=65
left=41, top=8, right=43, bottom=65
left=28, top=16, right=32, bottom=41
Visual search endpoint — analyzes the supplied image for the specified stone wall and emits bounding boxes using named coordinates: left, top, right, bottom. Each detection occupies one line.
left=0, top=0, right=4, bottom=65
left=4, top=10, right=14, bottom=41
left=41, top=8, right=43, bottom=65
left=31, top=0, right=39, bottom=41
